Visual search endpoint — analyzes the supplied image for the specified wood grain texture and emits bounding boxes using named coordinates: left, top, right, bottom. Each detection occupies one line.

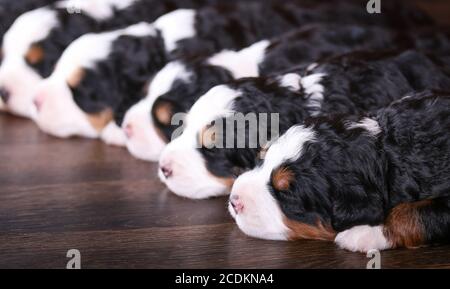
left=1, top=0, right=450, bottom=269
left=1, top=113, right=449, bottom=269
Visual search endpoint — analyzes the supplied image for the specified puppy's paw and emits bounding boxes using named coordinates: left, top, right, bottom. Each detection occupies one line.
left=335, top=225, right=391, bottom=253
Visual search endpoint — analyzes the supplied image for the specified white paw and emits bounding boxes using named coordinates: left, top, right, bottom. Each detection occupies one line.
left=335, top=225, right=391, bottom=253
left=101, top=121, right=127, bottom=147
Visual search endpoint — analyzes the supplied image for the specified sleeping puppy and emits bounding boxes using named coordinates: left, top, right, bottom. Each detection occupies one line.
left=0, top=0, right=57, bottom=111
left=0, top=0, right=229, bottom=118
left=123, top=24, right=450, bottom=161
left=33, top=0, right=414, bottom=145
left=228, top=91, right=450, bottom=252
left=158, top=49, right=450, bottom=199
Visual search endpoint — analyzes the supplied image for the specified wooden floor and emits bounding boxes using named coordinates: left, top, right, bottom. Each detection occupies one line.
left=1, top=114, right=449, bottom=269
left=1, top=0, right=450, bottom=269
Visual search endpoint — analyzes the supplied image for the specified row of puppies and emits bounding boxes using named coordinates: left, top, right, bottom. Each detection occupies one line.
left=0, top=0, right=248, bottom=117
left=228, top=90, right=450, bottom=252
left=0, top=0, right=435, bottom=132
left=1, top=1, right=449, bottom=251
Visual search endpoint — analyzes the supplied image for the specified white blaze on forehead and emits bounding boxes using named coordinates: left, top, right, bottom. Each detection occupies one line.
left=57, top=0, right=139, bottom=20
left=154, top=9, right=196, bottom=52
left=183, top=85, right=240, bottom=138
left=2, top=7, right=58, bottom=56
left=261, top=125, right=315, bottom=177
left=52, top=22, right=156, bottom=81
left=147, top=61, right=192, bottom=102
left=347, top=117, right=381, bottom=136
left=208, top=40, right=271, bottom=79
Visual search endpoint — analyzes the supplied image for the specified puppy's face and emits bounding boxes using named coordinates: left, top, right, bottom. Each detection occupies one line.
left=158, top=85, right=242, bottom=199
left=33, top=22, right=159, bottom=140
left=229, top=125, right=337, bottom=241
left=124, top=60, right=234, bottom=161
left=0, top=7, right=58, bottom=118
left=158, top=74, right=316, bottom=199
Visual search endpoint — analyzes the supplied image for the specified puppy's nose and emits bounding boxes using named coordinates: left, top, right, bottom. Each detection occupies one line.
left=160, top=164, right=173, bottom=179
left=124, top=123, right=133, bottom=139
left=0, top=87, right=10, bottom=104
left=33, top=93, right=46, bottom=112
left=230, top=195, right=244, bottom=214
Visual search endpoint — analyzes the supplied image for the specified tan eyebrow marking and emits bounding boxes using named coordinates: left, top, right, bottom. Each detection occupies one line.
left=87, top=108, right=114, bottom=132
left=67, top=68, right=86, bottom=88
left=25, top=44, right=45, bottom=65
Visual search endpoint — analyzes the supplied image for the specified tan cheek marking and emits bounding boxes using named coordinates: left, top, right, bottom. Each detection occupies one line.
left=272, top=167, right=295, bottom=191
left=67, top=68, right=86, bottom=88
left=87, top=108, right=114, bottom=132
left=199, top=125, right=218, bottom=148
left=284, top=217, right=336, bottom=241
left=25, top=44, right=45, bottom=65
left=383, top=200, right=428, bottom=249
left=154, top=101, right=173, bottom=126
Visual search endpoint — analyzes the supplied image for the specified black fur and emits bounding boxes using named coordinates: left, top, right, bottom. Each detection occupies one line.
left=198, top=50, right=450, bottom=182
left=152, top=25, right=450, bottom=142
left=78, top=0, right=433, bottom=127
left=268, top=91, right=450, bottom=246
left=29, top=0, right=230, bottom=78
left=173, top=0, right=434, bottom=58
left=71, top=33, right=167, bottom=125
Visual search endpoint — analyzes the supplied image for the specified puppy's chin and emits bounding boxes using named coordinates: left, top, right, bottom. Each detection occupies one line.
left=34, top=81, right=99, bottom=139
left=159, top=137, right=233, bottom=199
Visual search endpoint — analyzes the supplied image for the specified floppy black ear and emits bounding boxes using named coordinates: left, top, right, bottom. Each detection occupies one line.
left=329, top=142, right=388, bottom=232
left=105, top=34, right=168, bottom=125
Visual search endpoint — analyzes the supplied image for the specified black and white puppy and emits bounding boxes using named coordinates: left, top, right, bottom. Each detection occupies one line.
left=158, top=49, right=450, bottom=199
left=0, top=0, right=227, bottom=117
left=229, top=91, right=450, bottom=253
left=33, top=0, right=411, bottom=144
left=0, top=0, right=57, bottom=111
left=123, top=24, right=450, bottom=161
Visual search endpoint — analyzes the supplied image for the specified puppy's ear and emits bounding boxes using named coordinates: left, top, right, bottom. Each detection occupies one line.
left=331, top=173, right=386, bottom=232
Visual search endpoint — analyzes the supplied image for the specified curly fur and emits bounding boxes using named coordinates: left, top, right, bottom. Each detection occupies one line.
left=198, top=49, right=450, bottom=182
left=268, top=91, right=450, bottom=248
